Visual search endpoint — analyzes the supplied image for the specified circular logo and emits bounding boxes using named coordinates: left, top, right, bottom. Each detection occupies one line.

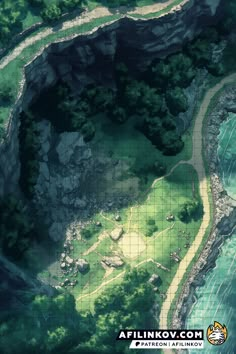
left=207, top=321, right=227, bottom=346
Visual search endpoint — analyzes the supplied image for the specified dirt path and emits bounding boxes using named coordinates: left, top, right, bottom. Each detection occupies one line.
left=77, top=257, right=169, bottom=302
left=0, top=0, right=187, bottom=70
left=159, top=74, right=236, bottom=338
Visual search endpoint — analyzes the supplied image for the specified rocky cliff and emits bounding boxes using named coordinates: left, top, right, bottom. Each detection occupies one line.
left=0, top=0, right=223, bottom=196
left=172, top=86, right=236, bottom=329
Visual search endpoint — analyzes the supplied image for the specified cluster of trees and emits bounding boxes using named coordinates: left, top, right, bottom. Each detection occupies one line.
left=177, top=199, right=203, bottom=223
left=19, top=110, right=39, bottom=198
left=0, top=0, right=26, bottom=44
left=31, top=84, right=95, bottom=142
left=39, top=1, right=83, bottom=23
left=0, top=195, right=36, bottom=260
left=0, top=0, right=84, bottom=44
left=131, top=159, right=166, bottom=180
left=0, top=268, right=156, bottom=354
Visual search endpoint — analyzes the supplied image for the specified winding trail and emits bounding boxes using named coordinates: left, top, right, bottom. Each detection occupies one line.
left=159, top=74, right=236, bottom=341
left=1, top=0, right=233, bottom=348
left=0, top=0, right=187, bottom=70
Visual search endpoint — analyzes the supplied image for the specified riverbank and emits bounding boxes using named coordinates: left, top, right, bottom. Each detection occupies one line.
left=171, top=84, right=236, bottom=330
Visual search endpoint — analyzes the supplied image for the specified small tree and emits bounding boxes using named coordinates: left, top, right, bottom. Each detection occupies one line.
left=41, top=4, right=62, bottom=22
left=165, top=87, right=188, bottom=115
left=0, top=85, right=14, bottom=104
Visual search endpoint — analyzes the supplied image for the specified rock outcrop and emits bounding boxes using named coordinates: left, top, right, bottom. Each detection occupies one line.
left=110, top=227, right=124, bottom=241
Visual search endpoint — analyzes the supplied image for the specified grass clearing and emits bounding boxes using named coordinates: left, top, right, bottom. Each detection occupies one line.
left=68, top=163, right=202, bottom=312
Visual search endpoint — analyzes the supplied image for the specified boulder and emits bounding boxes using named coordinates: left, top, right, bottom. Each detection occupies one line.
left=149, top=274, right=161, bottom=287
left=76, top=259, right=89, bottom=273
left=65, top=256, right=74, bottom=265
left=110, top=227, right=124, bottom=241
left=56, top=132, right=85, bottom=165
left=102, top=255, right=124, bottom=268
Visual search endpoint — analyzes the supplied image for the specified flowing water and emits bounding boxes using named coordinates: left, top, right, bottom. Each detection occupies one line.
left=186, top=113, right=236, bottom=353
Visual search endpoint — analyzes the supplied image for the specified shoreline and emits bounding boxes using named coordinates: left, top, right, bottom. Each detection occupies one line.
left=171, top=85, right=236, bottom=330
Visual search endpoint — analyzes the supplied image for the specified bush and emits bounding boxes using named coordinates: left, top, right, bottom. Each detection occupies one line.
left=81, top=121, right=95, bottom=142
left=0, top=196, right=35, bottom=260
left=0, top=85, right=14, bottom=105
left=146, top=218, right=158, bottom=236
left=177, top=199, right=203, bottom=223
left=147, top=218, right=155, bottom=226
left=41, top=4, right=62, bottom=22
left=165, top=87, right=188, bottom=116
left=152, top=160, right=166, bottom=177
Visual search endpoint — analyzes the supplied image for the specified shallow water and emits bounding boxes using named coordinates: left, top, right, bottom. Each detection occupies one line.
left=186, top=113, right=236, bottom=353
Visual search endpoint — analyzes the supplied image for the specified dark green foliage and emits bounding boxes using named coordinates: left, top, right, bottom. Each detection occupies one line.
left=19, top=111, right=39, bottom=199
left=186, top=38, right=212, bottom=67
left=124, top=80, right=162, bottom=116
left=147, top=218, right=155, bottom=226
left=146, top=220, right=158, bottom=237
left=81, top=121, right=95, bottom=141
left=161, top=130, right=184, bottom=156
left=108, top=104, right=127, bottom=123
left=0, top=269, right=155, bottom=354
left=165, top=87, right=188, bottom=115
left=177, top=199, right=203, bottom=223
left=151, top=53, right=196, bottom=89
left=0, top=196, right=35, bottom=260
left=101, top=0, right=136, bottom=8
left=218, top=0, right=236, bottom=33
left=41, top=4, right=62, bottom=22
left=0, top=85, right=14, bottom=105
left=81, top=224, right=98, bottom=239
left=141, top=115, right=183, bottom=155
left=28, top=0, right=44, bottom=7
left=152, top=160, right=166, bottom=177
left=0, top=0, right=25, bottom=44
left=60, top=0, right=82, bottom=11
left=31, top=84, right=95, bottom=141
left=76, top=268, right=156, bottom=354
left=0, top=293, right=94, bottom=354
left=81, top=228, right=92, bottom=239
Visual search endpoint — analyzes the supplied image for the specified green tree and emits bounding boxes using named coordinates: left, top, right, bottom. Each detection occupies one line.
left=60, top=0, right=82, bottom=11
left=186, top=38, right=212, bottom=67
left=81, top=121, right=95, bottom=142
left=168, top=53, right=196, bottom=88
left=0, top=85, right=14, bottom=104
left=41, top=4, right=62, bottom=22
left=177, top=199, right=203, bottom=222
left=46, top=327, right=68, bottom=351
left=165, top=87, right=188, bottom=115
left=161, top=130, right=184, bottom=156
left=152, top=160, right=166, bottom=176
left=108, top=104, right=127, bottom=123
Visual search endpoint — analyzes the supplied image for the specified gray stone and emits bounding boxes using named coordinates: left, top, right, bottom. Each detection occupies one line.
left=65, top=256, right=74, bottom=265
left=102, top=256, right=124, bottom=268
left=110, top=228, right=123, bottom=241
left=39, top=162, right=50, bottom=181
left=56, top=132, right=85, bottom=165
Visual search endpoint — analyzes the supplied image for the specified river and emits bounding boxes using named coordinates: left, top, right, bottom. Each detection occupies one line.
left=187, top=112, right=236, bottom=353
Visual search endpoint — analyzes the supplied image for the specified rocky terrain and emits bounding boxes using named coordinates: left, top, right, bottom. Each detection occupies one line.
left=0, top=0, right=223, bottom=196
left=172, top=87, right=236, bottom=329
